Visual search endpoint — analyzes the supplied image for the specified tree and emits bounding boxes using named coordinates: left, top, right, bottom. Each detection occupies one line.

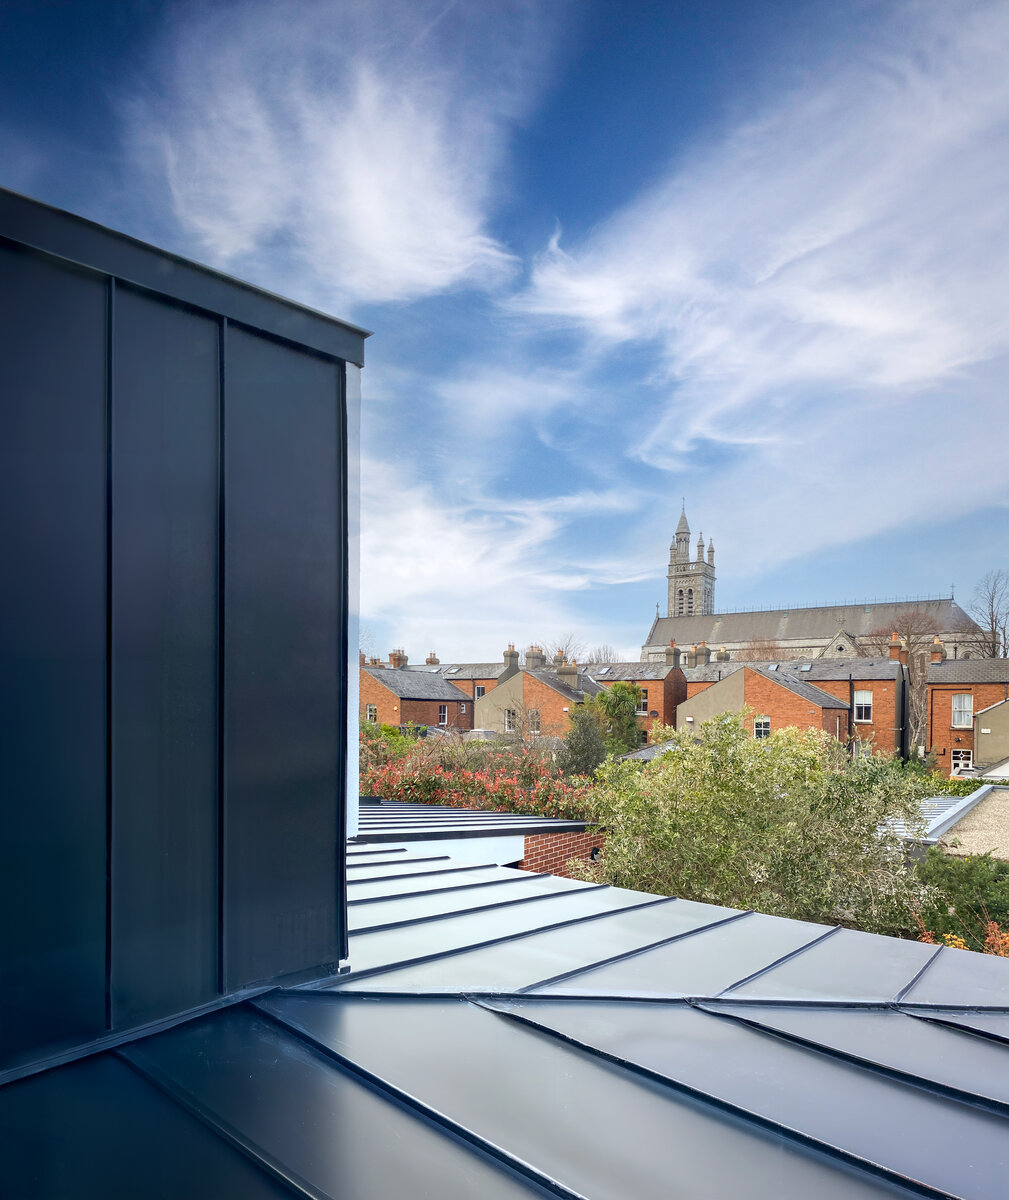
left=570, top=713, right=927, bottom=935
left=586, top=644, right=621, bottom=663
left=968, top=570, right=1009, bottom=658
left=861, top=607, right=943, bottom=754
left=557, top=706, right=607, bottom=776
left=737, top=637, right=789, bottom=662
left=539, top=632, right=587, bottom=664
left=589, top=681, right=642, bottom=755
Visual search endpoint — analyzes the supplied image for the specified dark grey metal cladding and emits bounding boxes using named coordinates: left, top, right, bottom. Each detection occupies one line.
left=484, top=999, right=1009, bottom=1198
left=0, top=1052, right=292, bottom=1199
left=224, top=326, right=345, bottom=987
left=0, top=242, right=107, bottom=1069
left=899, top=943, right=1009, bottom=1007
left=336, top=896, right=739, bottom=993
left=120, top=1007, right=553, bottom=1199
left=260, top=994, right=906, bottom=1200
left=0, top=187, right=368, bottom=366
left=536, top=911, right=827, bottom=998
left=111, top=287, right=220, bottom=1027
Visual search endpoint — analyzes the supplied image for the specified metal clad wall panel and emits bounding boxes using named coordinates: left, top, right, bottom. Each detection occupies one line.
left=111, top=288, right=220, bottom=1026
left=224, top=327, right=343, bottom=986
left=0, top=244, right=107, bottom=1067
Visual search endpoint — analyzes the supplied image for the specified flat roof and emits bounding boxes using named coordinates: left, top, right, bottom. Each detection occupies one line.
left=355, top=799, right=590, bottom=842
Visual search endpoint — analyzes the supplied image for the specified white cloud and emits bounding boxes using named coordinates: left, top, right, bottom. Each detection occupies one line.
left=513, top=0, right=1009, bottom=578
left=125, top=0, right=558, bottom=309
left=360, top=455, right=649, bottom=658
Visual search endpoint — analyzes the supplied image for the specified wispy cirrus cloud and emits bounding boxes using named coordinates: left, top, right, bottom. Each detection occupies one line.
left=510, top=0, right=1009, bottom=579
left=125, top=0, right=561, bottom=310
left=518, top=1, right=1009, bottom=455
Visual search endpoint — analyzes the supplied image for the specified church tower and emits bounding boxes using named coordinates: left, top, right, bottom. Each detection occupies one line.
left=666, top=504, right=715, bottom=617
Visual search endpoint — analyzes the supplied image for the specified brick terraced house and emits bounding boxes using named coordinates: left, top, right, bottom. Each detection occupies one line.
left=675, top=665, right=850, bottom=743
left=927, top=658, right=1009, bottom=776
left=360, top=664, right=472, bottom=730
left=681, top=656, right=908, bottom=755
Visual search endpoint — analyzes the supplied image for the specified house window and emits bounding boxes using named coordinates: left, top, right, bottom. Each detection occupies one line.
left=460, top=703, right=466, bottom=714
left=504, top=709, right=516, bottom=732
left=438, top=704, right=448, bottom=726
left=529, top=710, right=541, bottom=735
left=637, top=688, right=648, bottom=715
left=951, top=749, right=973, bottom=774
left=853, top=690, right=872, bottom=723
left=952, top=693, right=973, bottom=728
left=475, top=685, right=485, bottom=699
left=365, top=704, right=377, bottom=723
left=754, top=717, right=770, bottom=740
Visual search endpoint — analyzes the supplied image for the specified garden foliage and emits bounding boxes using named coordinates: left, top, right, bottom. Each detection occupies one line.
left=569, top=713, right=929, bottom=935
left=914, top=848, right=1009, bottom=953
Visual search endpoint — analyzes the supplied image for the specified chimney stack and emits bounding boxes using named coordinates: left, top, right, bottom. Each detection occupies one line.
left=717, top=644, right=730, bottom=662
left=888, top=632, right=901, bottom=662
left=665, top=639, right=680, bottom=669
left=359, top=649, right=366, bottom=666
left=930, top=636, right=945, bottom=664
left=556, top=659, right=579, bottom=689
left=388, top=648, right=408, bottom=669
left=552, top=650, right=565, bottom=666
left=426, top=651, right=440, bottom=665
left=698, top=640, right=712, bottom=666
left=526, top=644, right=547, bottom=670
left=687, top=644, right=698, bottom=669
left=502, top=644, right=520, bottom=675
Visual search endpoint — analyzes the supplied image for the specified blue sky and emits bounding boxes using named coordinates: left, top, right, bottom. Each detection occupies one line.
left=4, top=0, right=1008, bottom=661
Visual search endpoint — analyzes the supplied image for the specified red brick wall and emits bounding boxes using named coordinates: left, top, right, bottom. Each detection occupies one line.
left=812, top=678, right=900, bottom=754
left=518, top=830, right=603, bottom=877
left=686, top=680, right=715, bottom=700
left=521, top=673, right=578, bottom=737
left=741, top=669, right=841, bottom=739
left=450, top=677, right=500, bottom=699
left=359, top=670, right=472, bottom=729
left=928, top=683, right=1009, bottom=765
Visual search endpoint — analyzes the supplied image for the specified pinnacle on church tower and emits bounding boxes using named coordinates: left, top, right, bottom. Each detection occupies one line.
left=667, top=503, right=716, bottom=618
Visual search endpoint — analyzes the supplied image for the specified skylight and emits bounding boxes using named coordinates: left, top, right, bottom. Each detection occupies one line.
left=446, top=667, right=459, bottom=674
left=597, top=667, right=610, bottom=675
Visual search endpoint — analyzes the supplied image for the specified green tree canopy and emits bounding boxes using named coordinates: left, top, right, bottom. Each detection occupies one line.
left=590, top=681, right=642, bottom=755
left=557, top=705, right=607, bottom=777
left=574, top=712, right=928, bottom=935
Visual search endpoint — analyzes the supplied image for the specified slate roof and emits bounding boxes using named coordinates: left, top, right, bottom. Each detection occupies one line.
left=747, top=666, right=848, bottom=709
left=646, top=597, right=977, bottom=649
left=405, top=662, right=511, bottom=680
left=583, top=661, right=676, bottom=681
left=927, top=659, right=1009, bottom=685
left=362, top=665, right=470, bottom=701
left=6, top=841, right=1009, bottom=1196
left=526, top=666, right=605, bottom=703
left=355, top=799, right=589, bottom=842
left=684, top=658, right=903, bottom=685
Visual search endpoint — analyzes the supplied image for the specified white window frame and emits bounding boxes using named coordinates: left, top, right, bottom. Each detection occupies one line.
left=951, top=748, right=973, bottom=773
left=754, top=717, right=770, bottom=740
left=365, top=704, right=377, bottom=723
left=504, top=708, right=516, bottom=733
left=438, top=704, right=448, bottom=726
left=636, top=688, right=648, bottom=716
left=853, top=690, right=872, bottom=724
left=475, top=685, right=485, bottom=699
left=460, top=702, right=466, bottom=714
left=952, top=693, right=973, bottom=729
left=529, top=709, right=540, bottom=735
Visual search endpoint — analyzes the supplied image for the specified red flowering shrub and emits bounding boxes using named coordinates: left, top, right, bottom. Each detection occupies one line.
left=359, top=730, right=596, bottom=822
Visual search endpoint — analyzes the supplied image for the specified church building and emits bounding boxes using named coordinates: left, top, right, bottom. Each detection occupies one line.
left=642, top=507, right=980, bottom=664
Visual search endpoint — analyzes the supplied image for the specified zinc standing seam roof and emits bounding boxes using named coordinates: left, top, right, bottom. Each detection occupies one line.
left=6, top=841, right=1009, bottom=1198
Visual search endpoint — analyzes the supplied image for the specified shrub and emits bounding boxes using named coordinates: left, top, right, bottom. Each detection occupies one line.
left=568, top=713, right=928, bottom=935
left=913, top=848, right=1009, bottom=952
